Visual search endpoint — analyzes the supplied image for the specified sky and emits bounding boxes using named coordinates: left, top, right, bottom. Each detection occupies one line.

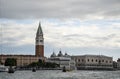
left=0, top=0, right=120, bottom=61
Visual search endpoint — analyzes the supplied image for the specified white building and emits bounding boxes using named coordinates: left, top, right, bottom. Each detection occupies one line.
left=71, top=55, right=113, bottom=70
left=47, top=51, right=76, bottom=70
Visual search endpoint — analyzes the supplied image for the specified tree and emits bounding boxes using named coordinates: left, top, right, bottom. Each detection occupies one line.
left=39, top=59, right=43, bottom=63
left=0, top=59, right=1, bottom=64
left=5, top=58, right=17, bottom=66
left=38, top=59, right=45, bottom=67
left=27, top=59, right=60, bottom=68
left=29, top=62, right=38, bottom=67
left=0, top=59, right=3, bottom=65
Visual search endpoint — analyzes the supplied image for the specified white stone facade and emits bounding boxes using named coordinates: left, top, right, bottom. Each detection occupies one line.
left=47, top=57, right=76, bottom=70
left=71, top=55, right=113, bottom=70
left=48, top=51, right=76, bottom=70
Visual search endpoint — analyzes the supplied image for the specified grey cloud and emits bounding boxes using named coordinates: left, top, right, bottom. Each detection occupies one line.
left=63, top=33, right=117, bottom=42
left=90, top=34, right=117, bottom=41
left=0, top=0, right=120, bottom=19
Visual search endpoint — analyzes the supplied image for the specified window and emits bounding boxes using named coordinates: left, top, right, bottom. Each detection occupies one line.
left=106, top=61, right=108, bottom=63
left=78, top=59, right=80, bottom=62
left=82, top=59, right=84, bottom=62
left=36, top=40, right=39, bottom=42
left=92, top=59, right=93, bottom=62
left=102, top=60, right=104, bottom=62
left=96, top=59, right=97, bottom=62
left=88, top=59, right=89, bottom=62
left=110, top=61, right=111, bottom=63
left=99, top=60, right=101, bottom=63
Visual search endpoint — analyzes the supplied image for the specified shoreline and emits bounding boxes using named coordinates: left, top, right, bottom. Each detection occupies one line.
left=15, top=68, right=119, bottom=71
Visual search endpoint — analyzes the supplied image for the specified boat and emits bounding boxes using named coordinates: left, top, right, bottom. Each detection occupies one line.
left=62, top=66, right=66, bottom=72
left=0, top=65, right=8, bottom=72
left=62, top=65, right=76, bottom=72
left=8, top=66, right=15, bottom=73
left=32, top=68, right=36, bottom=72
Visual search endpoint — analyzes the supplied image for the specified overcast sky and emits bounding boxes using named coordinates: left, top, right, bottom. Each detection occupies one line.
left=0, top=0, right=120, bottom=61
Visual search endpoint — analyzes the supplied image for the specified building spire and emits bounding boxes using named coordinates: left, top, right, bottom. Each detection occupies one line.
left=36, top=22, right=43, bottom=36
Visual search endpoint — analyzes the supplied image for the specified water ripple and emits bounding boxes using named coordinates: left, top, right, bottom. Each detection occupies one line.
left=0, top=70, right=120, bottom=79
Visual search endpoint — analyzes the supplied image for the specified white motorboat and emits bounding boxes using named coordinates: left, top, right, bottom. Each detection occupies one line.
left=0, top=65, right=8, bottom=72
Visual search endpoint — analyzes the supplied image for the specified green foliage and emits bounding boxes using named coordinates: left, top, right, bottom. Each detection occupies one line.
left=44, top=62, right=59, bottom=68
left=39, top=59, right=43, bottom=63
left=28, top=59, right=59, bottom=68
left=0, top=59, right=1, bottom=64
left=29, top=62, right=38, bottom=67
left=5, top=58, right=17, bottom=66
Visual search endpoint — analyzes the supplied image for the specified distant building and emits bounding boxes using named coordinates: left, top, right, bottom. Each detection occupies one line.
left=117, top=58, right=120, bottom=70
left=71, top=55, right=113, bottom=70
left=47, top=51, right=76, bottom=70
left=0, top=23, right=45, bottom=66
left=113, top=61, right=117, bottom=69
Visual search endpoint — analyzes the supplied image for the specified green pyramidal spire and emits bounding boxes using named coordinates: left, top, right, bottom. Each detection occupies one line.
left=36, top=22, right=43, bottom=36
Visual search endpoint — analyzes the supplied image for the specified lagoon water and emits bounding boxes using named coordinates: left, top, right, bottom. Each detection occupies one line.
left=0, top=70, right=120, bottom=79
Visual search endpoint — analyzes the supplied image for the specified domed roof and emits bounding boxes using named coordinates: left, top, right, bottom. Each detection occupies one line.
left=51, top=52, right=56, bottom=57
left=64, top=52, right=70, bottom=57
left=57, top=50, right=63, bottom=57
left=65, top=53, right=68, bottom=55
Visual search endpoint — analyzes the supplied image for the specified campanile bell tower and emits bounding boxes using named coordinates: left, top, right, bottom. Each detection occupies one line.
left=35, top=22, right=44, bottom=57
